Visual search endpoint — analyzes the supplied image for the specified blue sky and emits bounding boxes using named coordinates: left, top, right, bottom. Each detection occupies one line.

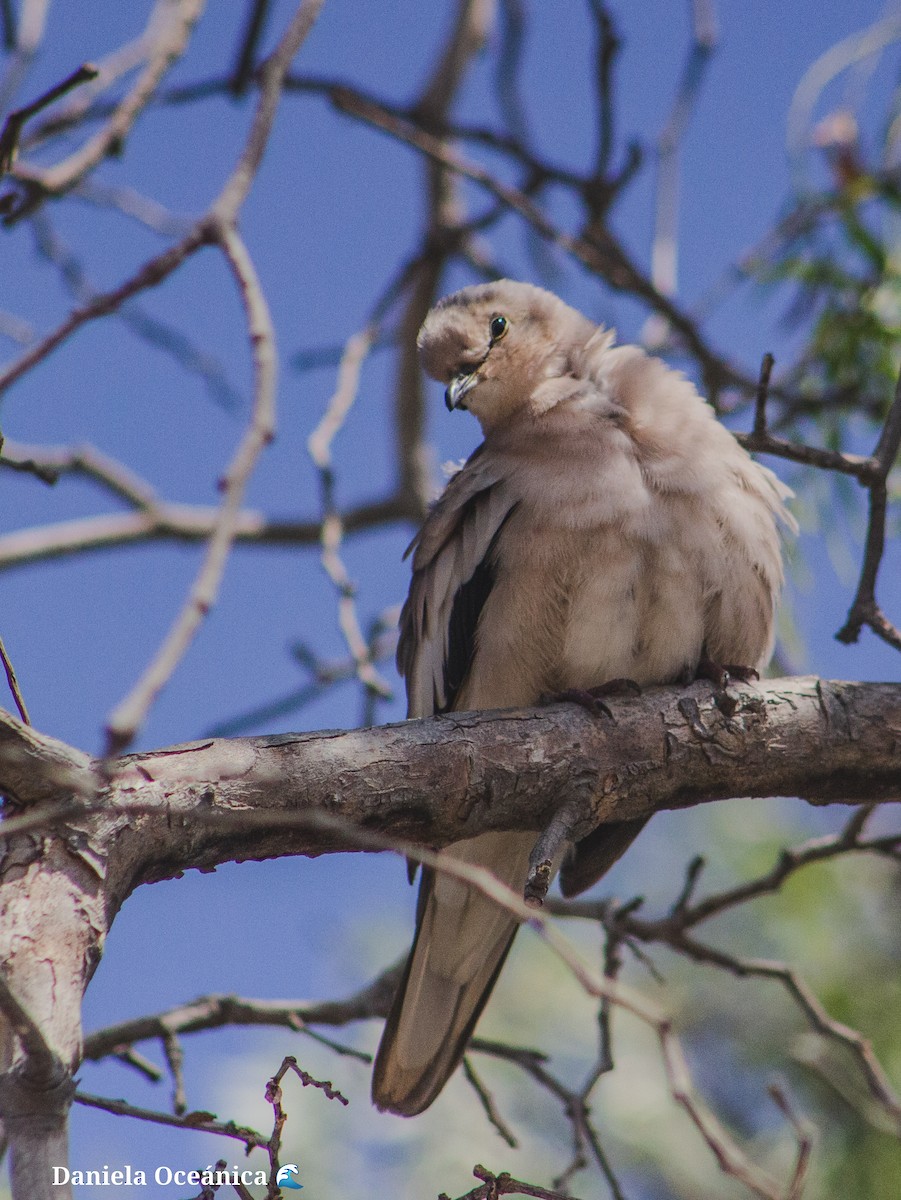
left=1, top=2, right=900, bottom=1196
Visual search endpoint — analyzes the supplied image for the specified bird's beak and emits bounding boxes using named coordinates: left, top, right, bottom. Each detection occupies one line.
left=445, top=370, right=478, bottom=412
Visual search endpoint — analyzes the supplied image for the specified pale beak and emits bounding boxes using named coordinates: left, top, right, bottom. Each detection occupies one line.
left=445, top=370, right=478, bottom=411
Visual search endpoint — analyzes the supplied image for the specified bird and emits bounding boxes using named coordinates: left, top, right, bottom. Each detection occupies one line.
left=371, top=279, right=795, bottom=1117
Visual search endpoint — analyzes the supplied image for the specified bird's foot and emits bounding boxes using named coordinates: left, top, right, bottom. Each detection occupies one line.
left=686, top=659, right=759, bottom=689
left=541, top=679, right=641, bottom=720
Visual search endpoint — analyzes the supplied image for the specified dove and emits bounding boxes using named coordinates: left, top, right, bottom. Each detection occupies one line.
left=371, top=280, right=794, bottom=1116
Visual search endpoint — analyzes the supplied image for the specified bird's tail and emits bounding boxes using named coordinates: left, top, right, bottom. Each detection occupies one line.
left=371, top=830, right=534, bottom=1116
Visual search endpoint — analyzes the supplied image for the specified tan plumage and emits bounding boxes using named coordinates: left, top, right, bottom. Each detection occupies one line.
left=372, top=280, right=795, bottom=1116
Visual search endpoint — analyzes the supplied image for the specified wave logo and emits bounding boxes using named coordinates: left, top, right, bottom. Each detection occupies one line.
left=276, top=1163, right=303, bottom=1190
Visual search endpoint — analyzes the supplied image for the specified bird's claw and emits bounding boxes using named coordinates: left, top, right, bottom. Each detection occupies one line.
left=540, top=681, right=640, bottom=720
left=691, top=658, right=759, bottom=689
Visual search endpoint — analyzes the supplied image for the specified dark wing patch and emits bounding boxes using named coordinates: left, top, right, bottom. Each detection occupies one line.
left=442, top=550, right=497, bottom=712
left=398, top=461, right=518, bottom=719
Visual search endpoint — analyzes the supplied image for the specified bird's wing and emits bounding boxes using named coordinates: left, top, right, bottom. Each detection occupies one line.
left=397, top=444, right=518, bottom=720
left=373, top=448, right=530, bottom=1116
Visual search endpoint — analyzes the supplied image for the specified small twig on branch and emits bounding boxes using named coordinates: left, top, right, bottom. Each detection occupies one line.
left=462, top=1057, right=519, bottom=1149
left=0, top=63, right=98, bottom=177
left=4, top=0, right=204, bottom=209
left=549, top=806, right=901, bottom=1137
left=111, top=1047, right=163, bottom=1084
left=103, top=0, right=326, bottom=753
left=525, top=800, right=586, bottom=906
left=836, top=366, right=901, bottom=652
left=0, top=0, right=15, bottom=51
left=231, top=0, right=273, bottom=94
left=74, top=1090, right=269, bottom=1150
left=82, top=965, right=404, bottom=1064
left=103, top=226, right=277, bottom=754
left=753, top=351, right=775, bottom=438
left=643, top=0, right=718, bottom=346
left=441, top=1163, right=586, bottom=1200
left=307, top=326, right=393, bottom=702
left=768, top=1084, right=815, bottom=1200
left=162, top=1031, right=187, bottom=1115
left=269, top=1054, right=348, bottom=1107
left=0, top=633, right=30, bottom=724
left=0, top=438, right=159, bottom=501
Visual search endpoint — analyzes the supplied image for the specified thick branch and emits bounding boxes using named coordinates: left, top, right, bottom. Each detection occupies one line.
left=1, top=676, right=897, bottom=907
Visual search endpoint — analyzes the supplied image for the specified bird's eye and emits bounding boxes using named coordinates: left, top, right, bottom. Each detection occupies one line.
left=489, top=315, right=508, bottom=342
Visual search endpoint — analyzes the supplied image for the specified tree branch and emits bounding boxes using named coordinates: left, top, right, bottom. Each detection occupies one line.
left=0, top=676, right=896, bottom=901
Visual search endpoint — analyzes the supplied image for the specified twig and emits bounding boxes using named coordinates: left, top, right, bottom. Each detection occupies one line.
left=836, top=366, right=901, bottom=651
left=162, top=1031, right=187, bottom=1115
left=274, top=809, right=810, bottom=1200
left=307, top=326, right=392, bottom=701
left=0, top=222, right=212, bottom=397
left=753, top=352, right=775, bottom=437
left=443, top=1164, right=584, bottom=1200
left=525, top=801, right=586, bottom=906
left=72, top=180, right=193, bottom=238
left=768, top=1083, right=815, bottom=1200
left=0, top=492, right=417, bottom=571
left=231, top=0, right=273, bottom=94
left=269, top=1054, right=347, bottom=1106
left=74, top=1090, right=269, bottom=1149
left=104, top=0, right=326, bottom=752
left=0, top=63, right=98, bottom=176
left=104, top=226, right=276, bottom=753
left=6, top=0, right=204, bottom=206
left=586, top=1, right=621, bottom=183
left=462, top=1057, right=518, bottom=1148
left=0, top=633, right=30, bottom=724
left=82, top=965, right=404, bottom=1062
left=643, top=0, right=718, bottom=346
left=111, top=1047, right=163, bottom=1083
left=0, top=0, right=15, bottom=52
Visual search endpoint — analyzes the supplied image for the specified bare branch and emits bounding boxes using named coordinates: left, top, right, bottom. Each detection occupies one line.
left=7, top=0, right=204, bottom=205
left=836, top=367, right=901, bottom=650
left=230, top=0, right=273, bottom=95
left=104, top=227, right=277, bottom=753
left=0, top=493, right=416, bottom=571
left=643, top=0, right=718, bottom=346
left=82, top=965, right=403, bottom=1063
left=0, top=63, right=98, bottom=176
left=550, top=805, right=901, bottom=1136
left=308, top=327, right=392, bottom=700
left=461, top=1058, right=519, bottom=1149
left=212, top=0, right=326, bottom=224
left=0, top=223, right=212, bottom=398
left=73, top=1091, right=269, bottom=1150
left=102, top=0, right=326, bottom=751
left=0, top=635, right=30, bottom=725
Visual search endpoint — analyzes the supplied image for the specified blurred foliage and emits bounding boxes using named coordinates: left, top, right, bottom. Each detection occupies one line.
left=751, top=124, right=901, bottom=431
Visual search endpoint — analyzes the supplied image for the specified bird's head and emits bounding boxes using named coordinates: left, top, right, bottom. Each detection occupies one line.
left=417, top=281, right=597, bottom=433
